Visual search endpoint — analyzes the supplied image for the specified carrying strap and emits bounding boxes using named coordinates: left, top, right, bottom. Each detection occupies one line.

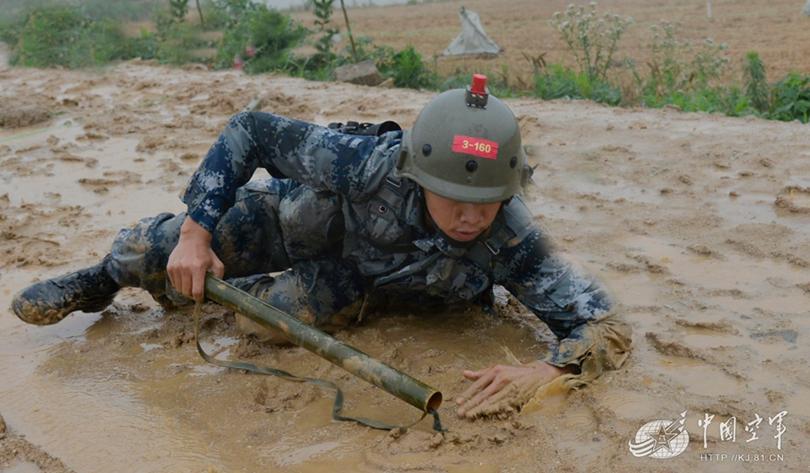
left=464, top=198, right=538, bottom=274
left=192, top=302, right=446, bottom=432
left=464, top=222, right=514, bottom=273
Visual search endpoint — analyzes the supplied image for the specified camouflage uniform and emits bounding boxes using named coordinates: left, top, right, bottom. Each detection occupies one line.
left=107, top=111, right=631, bottom=378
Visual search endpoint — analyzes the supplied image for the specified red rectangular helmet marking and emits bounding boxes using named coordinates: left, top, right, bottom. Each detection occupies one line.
left=451, top=135, right=499, bottom=160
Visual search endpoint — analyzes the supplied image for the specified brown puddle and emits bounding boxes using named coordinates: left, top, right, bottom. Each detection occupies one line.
left=1, top=58, right=809, bottom=472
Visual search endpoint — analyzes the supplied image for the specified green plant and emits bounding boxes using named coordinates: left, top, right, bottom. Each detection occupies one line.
left=743, top=51, right=769, bottom=113
left=170, top=0, right=190, bottom=22
left=691, top=38, right=728, bottom=87
left=550, top=2, right=633, bottom=81
left=642, top=21, right=684, bottom=96
left=155, top=21, right=205, bottom=64
left=339, top=35, right=393, bottom=64
left=216, top=5, right=307, bottom=73
left=129, top=28, right=160, bottom=60
left=378, top=45, right=436, bottom=89
left=532, top=63, right=621, bottom=105
left=211, top=0, right=254, bottom=26
left=769, top=73, right=810, bottom=123
left=12, top=6, right=130, bottom=68
left=199, top=0, right=230, bottom=30
left=640, top=21, right=729, bottom=103
left=311, top=0, right=338, bottom=66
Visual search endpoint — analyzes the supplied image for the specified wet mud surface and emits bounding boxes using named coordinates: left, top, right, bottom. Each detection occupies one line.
left=1, top=59, right=809, bottom=472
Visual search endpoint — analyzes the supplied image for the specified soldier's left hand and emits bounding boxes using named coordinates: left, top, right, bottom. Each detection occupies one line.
left=454, top=361, right=565, bottom=418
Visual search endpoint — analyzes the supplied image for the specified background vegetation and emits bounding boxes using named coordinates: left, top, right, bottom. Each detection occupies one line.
left=0, top=0, right=808, bottom=123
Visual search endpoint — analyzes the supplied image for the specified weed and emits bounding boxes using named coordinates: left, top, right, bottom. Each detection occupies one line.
left=170, top=0, right=190, bottom=22
left=378, top=46, right=437, bottom=89
left=770, top=73, right=810, bottom=123
left=216, top=5, right=306, bottom=73
left=639, top=21, right=729, bottom=104
left=743, top=51, right=769, bottom=113
left=550, top=2, right=633, bottom=81
left=310, top=0, right=339, bottom=68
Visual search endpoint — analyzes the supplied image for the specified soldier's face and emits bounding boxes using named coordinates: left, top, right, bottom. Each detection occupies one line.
left=424, top=189, right=501, bottom=242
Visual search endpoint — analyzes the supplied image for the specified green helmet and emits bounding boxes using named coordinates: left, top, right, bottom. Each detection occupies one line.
left=396, top=74, right=526, bottom=203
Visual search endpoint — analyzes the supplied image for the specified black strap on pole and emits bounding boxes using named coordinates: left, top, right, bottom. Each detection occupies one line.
left=193, top=302, right=446, bottom=433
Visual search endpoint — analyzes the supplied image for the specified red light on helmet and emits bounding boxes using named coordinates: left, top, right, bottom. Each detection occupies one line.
left=465, top=73, right=489, bottom=108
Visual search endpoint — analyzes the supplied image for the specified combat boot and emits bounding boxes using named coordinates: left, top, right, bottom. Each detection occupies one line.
left=11, top=254, right=120, bottom=325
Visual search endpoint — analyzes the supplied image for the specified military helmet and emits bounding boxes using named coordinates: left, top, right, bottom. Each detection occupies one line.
left=397, top=74, right=526, bottom=203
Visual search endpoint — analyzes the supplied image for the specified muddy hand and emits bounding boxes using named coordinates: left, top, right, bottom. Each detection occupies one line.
left=455, top=361, right=565, bottom=418
left=167, top=217, right=225, bottom=302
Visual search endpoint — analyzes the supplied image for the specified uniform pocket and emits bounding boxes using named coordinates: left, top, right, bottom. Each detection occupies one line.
left=364, top=196, right=408, bottom=246
left=279, top=186, right=344, bottom=259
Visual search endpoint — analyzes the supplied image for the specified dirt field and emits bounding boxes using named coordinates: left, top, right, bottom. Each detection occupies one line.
left=2, top=4, right=810, bottom=471
left=293, top=0, right=810, bottom=85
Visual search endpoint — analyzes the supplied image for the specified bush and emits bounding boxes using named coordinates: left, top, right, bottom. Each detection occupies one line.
left=156, top=21, right=206, bottom=64
left=199, top=1, right=231, bottom=30
left=550, top=2, right=633, bottom=81
left=769, top=73, right=810, bottom=123
left=638, top=21, right=729, bottom=104
left=378, top=46, right=436, bottom=89
left=12, top=6, right=130, bottom=68
left=743, top=51, right=769, bottom=113
left=216, top=5, right=306, bottom=74
left=128, top=29, right=160, bottom=60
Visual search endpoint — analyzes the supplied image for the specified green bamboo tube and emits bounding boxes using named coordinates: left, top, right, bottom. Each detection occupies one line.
left=204, top=274, right=443, bottom=413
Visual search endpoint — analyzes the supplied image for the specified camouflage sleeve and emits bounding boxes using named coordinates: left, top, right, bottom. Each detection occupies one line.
left=494, top=230, right=632, bottom=381
left=181, top=111, right=398, bottom=233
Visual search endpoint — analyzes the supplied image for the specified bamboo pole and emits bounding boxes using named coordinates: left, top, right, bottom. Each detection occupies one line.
left=204, top=274, right=443, bottom=413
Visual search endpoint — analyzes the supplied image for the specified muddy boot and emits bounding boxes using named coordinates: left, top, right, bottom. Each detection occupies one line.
left=10, top=254, right=120, bottom=326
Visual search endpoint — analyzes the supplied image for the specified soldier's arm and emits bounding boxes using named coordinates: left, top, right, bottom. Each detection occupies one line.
left=494, top=230, right=632, bottom=382
left=182, top=111, right=397, bottom=233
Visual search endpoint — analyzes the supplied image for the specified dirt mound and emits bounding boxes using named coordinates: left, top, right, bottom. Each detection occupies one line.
left=0, top=100, right=50, bottom=128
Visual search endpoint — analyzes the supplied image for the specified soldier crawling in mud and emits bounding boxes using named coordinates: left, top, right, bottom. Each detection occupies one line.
left=12, top=75, right=631, bottom=418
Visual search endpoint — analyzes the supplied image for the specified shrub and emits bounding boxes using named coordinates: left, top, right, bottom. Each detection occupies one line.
left=378, top=46, right=437, bottom=89
left=312, top=0, right=338, bottom=60
left=12, top=6, right=130, bottom=68
left=169, top=0, right=190, bottom=22
left=639, top=21, right=729, bottom=103
left=550, top=2, right=633, bottom=81
left=743, top=51, right=769, bottom=113
left=338, top=35, right=394, bottom=65
left=128, top=28, right=160, bottom=60
left=216, top=5, right=307, bottom=73
left=156, top=21, right=206, bottom=64
left=769, top=73, right=810, bottom=123
left=199, top=1, right=231, bottom=30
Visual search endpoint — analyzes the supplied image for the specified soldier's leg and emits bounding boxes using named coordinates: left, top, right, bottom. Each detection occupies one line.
left=12, top=180, right=294, bottom=325
left=227, top=258, right=367, bottom=344
left=108, top=180, right=294, bottom=307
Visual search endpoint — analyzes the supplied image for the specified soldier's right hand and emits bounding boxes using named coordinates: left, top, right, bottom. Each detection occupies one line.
left=167, top=217, right=225, bottom=302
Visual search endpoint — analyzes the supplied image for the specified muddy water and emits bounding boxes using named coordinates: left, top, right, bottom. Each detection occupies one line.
left=1, top=63, right=809, bottom=472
